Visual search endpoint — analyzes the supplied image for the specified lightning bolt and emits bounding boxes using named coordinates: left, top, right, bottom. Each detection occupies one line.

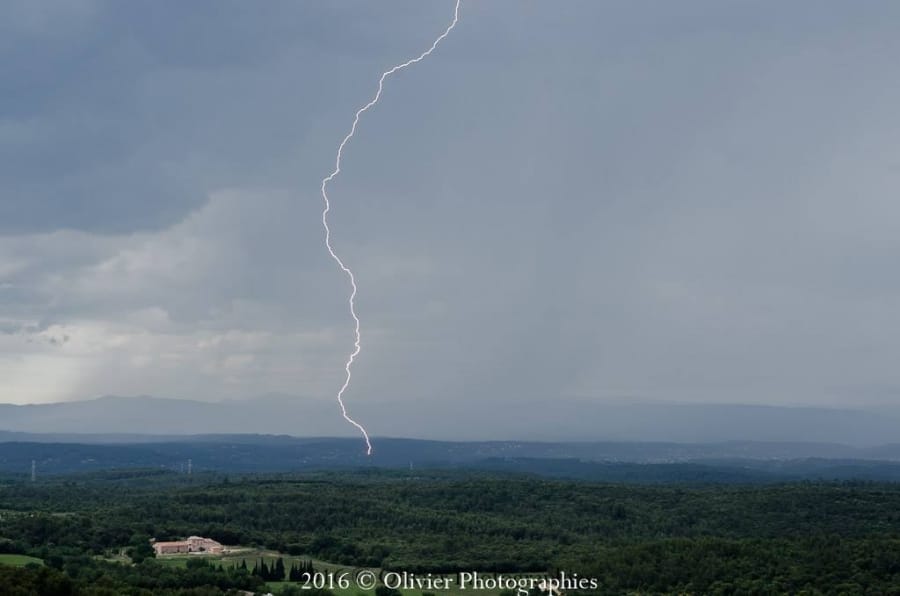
left=320, top=0, right=462, bottom=456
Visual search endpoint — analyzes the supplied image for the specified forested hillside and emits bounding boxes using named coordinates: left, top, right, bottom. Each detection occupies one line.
left=2, top=470, right=900, bottom=593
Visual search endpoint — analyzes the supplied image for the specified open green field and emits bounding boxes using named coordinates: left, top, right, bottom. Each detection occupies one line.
left=262, top=582, right=481, bottom=596
left=265, top=581, right=379, bottom=596
left=155, top=549, right=515, bottom=596
left=264, top=576, right=520, bottom=596
left=0, top=554, right=43, bottom=567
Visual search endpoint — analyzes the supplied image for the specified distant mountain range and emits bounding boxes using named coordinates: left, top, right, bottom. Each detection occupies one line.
left=1, top=394, right=899, bottom=446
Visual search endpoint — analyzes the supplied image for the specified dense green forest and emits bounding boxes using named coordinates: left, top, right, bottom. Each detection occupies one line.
left=2, top=469, right=900, bottom=594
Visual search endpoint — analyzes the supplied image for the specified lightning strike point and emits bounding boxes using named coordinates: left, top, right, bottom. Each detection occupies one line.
left=320, top=1, right=462, bottom=456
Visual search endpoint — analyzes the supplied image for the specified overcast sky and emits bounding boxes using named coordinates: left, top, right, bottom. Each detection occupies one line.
left=2, top=1, right=900, bottom=416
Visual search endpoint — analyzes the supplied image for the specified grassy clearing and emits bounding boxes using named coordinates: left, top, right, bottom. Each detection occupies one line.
left=154, top=549, right=523, bottom=596
left=265, top=581, right=378, bottom=596
left=0, top=554, right=44, bottom=567
left=264, top=579, right=513, bottom=596
left=154, top=550, right=510, bottom=596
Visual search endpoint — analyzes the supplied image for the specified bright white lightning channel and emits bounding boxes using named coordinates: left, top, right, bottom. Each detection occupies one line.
left=320, top=0, right=462, bottom=456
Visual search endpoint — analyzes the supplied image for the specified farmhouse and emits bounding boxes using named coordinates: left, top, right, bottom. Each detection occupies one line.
left=152, top=536, right=224, bottom=556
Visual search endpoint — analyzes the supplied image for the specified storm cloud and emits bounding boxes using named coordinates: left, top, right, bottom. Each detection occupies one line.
left=3, top=0, right=900, bottom=433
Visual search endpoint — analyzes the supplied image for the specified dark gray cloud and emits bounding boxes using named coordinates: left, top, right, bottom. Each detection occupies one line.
left=0, top=0, right=479, bottom=234
left=2, top=1, right=900, bottom=427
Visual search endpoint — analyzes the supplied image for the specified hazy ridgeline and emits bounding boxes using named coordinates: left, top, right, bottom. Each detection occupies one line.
left=3, top=395, right=900, bottom=445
